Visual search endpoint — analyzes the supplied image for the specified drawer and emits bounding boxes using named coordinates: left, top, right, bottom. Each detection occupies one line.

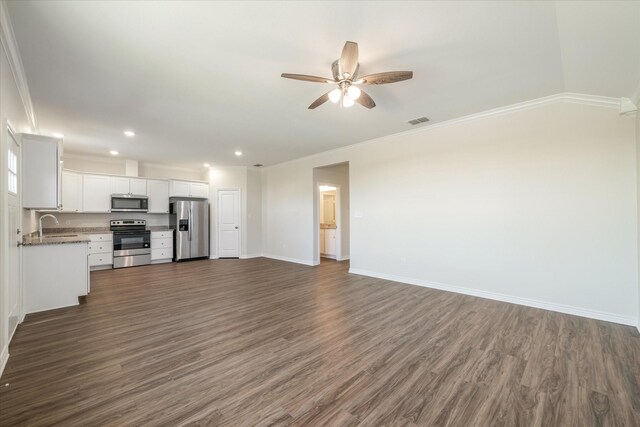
left=89, top=253, right=113, bottom=267
left=88, top=242, right=112, bottom=254
left=151, top=231, right=172, bottom=239
left=151, top=248, right=172, bottom=260
left=151, top=237, right=173, bottom=249
left=88, top=234, right=112, bottom=242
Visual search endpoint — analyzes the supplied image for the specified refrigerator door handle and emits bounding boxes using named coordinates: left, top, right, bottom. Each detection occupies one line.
left=188, top=208, right=192, bottom=241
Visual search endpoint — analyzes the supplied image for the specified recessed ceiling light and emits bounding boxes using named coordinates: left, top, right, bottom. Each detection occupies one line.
left=110, top=150, right=119, bottom=156
left=234, top=151, right=243, bottom=156
left=52, top=132, right=64, bottom=138
left=123, top=130, right=135, bottom=137
left=203, top=163, right=210, bottom=167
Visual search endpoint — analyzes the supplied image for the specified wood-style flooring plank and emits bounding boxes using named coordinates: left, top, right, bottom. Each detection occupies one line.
left=1, top=257, right=639, bottom=426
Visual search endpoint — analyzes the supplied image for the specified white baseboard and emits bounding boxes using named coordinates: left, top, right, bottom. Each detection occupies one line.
left=209, top=256, right=219, bottom=259
left=23, top=302, right=80, bottom=316
left=0, top=345, right=8, bottom=379
left=337, top=256, right=350, bottom=261
left=349, top=268, right=638, bottom=327
left=240, top=254, right=262, bottom=259
left=263, top=254, right=315, bottom=266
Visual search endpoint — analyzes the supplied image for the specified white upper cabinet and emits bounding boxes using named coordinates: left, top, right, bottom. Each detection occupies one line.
left=82, top=175, right=111, bottom=212
left=147, top=180, right=169, bottom=213
left=130, top=178, right=147, bottom=195
left=169, top=180, right=209, bottom=198
left=169, top=180, right=190, bottom=197
left=33, top=168, right=204, bottom=213
left=21, top=134, right=62, bottom=209
left=60, top=171, right=83, bottom=212
left=110, top=177, right=147, bottom=195
left=110, top=177, right=129, bottom=194
left=190, top=183, right=209, bottom=198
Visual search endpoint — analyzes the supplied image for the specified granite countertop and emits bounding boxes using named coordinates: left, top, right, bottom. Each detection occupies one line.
left=42, top=227, right=111, bottom=235
left=25, top=225, right=172, bottom=246
left=22, top=232, right=91, bottom=246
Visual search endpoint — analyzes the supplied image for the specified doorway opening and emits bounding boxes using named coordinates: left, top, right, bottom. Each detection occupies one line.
left=313, top=162, right=350, bottom=266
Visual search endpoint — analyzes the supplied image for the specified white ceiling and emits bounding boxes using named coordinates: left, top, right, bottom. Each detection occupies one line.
left=6, top=1, right=640, bottom=168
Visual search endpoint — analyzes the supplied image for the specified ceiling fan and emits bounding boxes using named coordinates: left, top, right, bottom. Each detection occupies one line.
left=282, top=41, right=413, bottom=109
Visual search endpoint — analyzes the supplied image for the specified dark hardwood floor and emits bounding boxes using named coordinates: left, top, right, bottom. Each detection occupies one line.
left=1, top=258, right=639, bottom=426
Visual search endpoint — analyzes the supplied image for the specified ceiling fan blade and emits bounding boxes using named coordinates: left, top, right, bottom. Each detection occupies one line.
left=308, top=92, right=331, bottom=109
left=359, top=71, right=413, bottom=85
left=340, top=41, right=359, bottom=78
left=281, top=73, right=334, bottom=83
left=356, top=90, right=376, bottom=109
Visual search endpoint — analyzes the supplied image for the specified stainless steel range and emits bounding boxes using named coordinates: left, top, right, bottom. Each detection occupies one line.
left=110, top=220, right=151, bottom=268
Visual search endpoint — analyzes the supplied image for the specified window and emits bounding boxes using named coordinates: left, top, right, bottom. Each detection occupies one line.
left=8, top=148, right=17, bottom=194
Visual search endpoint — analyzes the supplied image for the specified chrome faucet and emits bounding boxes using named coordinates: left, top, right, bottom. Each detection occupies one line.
left=39, top=214, right=59, bottom=238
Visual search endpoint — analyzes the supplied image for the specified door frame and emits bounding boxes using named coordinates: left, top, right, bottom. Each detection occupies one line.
left=215, top=188, right=241, bottom=259
left=315, top=182, right=341, bottom=265
left=3, top=122, right=23, bottom=341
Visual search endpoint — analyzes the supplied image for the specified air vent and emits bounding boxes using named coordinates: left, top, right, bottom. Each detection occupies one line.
left=407, top=116, right=430, bottom=125
left=253, top=163, right=263, bottom=168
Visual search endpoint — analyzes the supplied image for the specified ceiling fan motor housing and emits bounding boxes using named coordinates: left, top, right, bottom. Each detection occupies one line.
left=332, top=59, right=359, bottom=81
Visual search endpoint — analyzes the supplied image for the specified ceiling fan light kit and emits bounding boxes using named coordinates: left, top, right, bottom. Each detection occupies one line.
left=282, top=41, right=413, bottom=110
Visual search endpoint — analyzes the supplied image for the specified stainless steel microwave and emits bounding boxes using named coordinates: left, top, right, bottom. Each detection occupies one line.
left=111, top=194, right=148, bottom=212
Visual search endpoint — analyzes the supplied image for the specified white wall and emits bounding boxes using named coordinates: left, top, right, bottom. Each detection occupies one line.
left=247, top=168, right=262, bottom=257
left=62, top=154, right=125, bottom=175
left=63, top=153, right=205, bottom=181
left=139, top=163, right=206, bottom=181
left=208, top=166, right=262, bottom=258
left=313, top=163, right=350, bottom=261
left=263, top=100, right=638, bottom=325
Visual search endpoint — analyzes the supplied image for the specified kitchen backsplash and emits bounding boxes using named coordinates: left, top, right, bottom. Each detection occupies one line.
left=36, top=212, right=170, bottom=229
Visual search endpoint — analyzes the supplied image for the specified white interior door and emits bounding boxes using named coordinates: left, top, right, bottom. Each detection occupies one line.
left=217, top=189, right=240, bottom=258
left=6, top=129, right=21, bottom=336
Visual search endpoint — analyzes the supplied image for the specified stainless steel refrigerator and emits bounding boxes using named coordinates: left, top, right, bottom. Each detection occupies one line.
left=170, top=198, right=209, bottom=261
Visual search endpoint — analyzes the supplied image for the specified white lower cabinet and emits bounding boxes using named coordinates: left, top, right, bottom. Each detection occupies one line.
left=23, top=243, right=89, bottom=314
left=322, top=228, right=336, bottom=257
left=151, top=231, right=173, bottom=263
left=88, top=233, right=113, bottom=270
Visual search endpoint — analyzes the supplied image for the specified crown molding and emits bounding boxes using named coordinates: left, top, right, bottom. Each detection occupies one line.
left=0, top=1, right=36, bottom=131
left=620, top=98, right=638, bottom=114
left=266, top=92, right=624, bottom=170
